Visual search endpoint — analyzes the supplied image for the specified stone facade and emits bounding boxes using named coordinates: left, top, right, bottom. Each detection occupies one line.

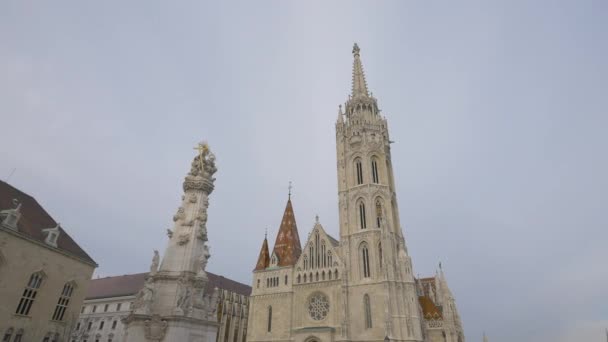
left=246, top=44, right=465, bottom=342
left=0, top=181, right=97, bottom=342
left=72, top=272, right=250, bottom=342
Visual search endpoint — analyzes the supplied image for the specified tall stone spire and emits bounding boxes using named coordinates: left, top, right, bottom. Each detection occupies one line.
left=271, top=198, right=302, bottom=267
left=351, top=43, right=369, bottom=98
left=123, top=142, right=220, bottom=342
left=254, top=234, right=270, bottom=271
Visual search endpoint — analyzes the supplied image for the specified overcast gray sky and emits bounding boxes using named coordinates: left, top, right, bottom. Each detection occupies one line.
left=1, top=1, right=607, bottom=341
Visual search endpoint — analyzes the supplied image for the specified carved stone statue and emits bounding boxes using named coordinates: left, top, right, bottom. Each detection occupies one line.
left=150, top=250, right=160, bottom=275
left=201, top=244, right=211, bottom=271
left=133, top=279, right=154, bottom=314
left=176, top=282, right=193, bottom=315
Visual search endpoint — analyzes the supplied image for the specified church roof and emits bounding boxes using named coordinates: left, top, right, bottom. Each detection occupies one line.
left=271, top=198, right=302, bottom=267
left=86, top=271, right=251, bottom=300
left=254, top=236, right=270, bottom=271
left=0, top=180, right=96, bottom=266
left=418, top=295, right=443, bottom=320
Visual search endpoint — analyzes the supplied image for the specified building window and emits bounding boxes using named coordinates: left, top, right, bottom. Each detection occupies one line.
left=99, top=321, right=104, bottom=330
left=284, top=275, right=288, bottom=285
left=15, top=272, right=44, bottom=316
left=116, top=303, right=122, bottom=311
left=52, top=282, right=74, bottom=321
left=76, top=323, right=81, bottom=330
left=378, top=243, right=383, bottom=270
left=359, top=202, right=367, bottom=229
left=267, top=306, right=272, bottom=332
left=112, top=320, right=117, bottom=330
left=361, top=244, right=370, bottom=278
left=257, top=279, right=260, bottom=288
left=81, top=306, right=85, bottom=314
left=355, top=159, right=363, bottom=185
left=13, top=329, right=23, bottom=342
left=375, top=200, right=382, bottom=228
left=371, top=158, right=379, bottom=183
left=92, top=305, right=97, bottom=313
left=364, top=294, right=372, bottom=329
left=104, top=304, right=109, bottom=312
left=2, top=328, right=13, bottom=342
left=87, top=322, right=92, bottom=331
left=297, top=274, right=301, bottom=283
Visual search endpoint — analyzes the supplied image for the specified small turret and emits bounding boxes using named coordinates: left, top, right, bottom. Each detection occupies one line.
left=254, top=233, right=270, bottom=271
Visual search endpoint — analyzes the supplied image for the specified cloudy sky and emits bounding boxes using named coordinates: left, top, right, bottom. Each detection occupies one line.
left=1, top=1, right=607, bottom=341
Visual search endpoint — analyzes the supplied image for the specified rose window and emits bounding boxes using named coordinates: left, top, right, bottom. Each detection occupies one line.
left=308, top=293, right=329, bottom=321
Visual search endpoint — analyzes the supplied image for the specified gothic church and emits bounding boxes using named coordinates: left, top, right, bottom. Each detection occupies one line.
left=246, top=44, right=465, bottom=342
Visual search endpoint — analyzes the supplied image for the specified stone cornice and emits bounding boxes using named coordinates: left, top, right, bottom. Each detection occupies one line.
left=0, top=226, right=98, bottom=267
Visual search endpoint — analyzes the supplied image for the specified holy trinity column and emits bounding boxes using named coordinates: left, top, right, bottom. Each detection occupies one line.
left=122, top=142, right=220, bottom=342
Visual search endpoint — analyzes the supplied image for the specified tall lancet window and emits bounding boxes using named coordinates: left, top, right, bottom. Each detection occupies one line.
left=378, top=243, right=383, bottom=270
left=364, top=294, right=372, bottom=329
left=371, top=158, right=379, bottom=183
left=52, top=282, right=74, bottom=321
left=267, top=306, right=272, bottom=332
left=355, top=159, right=364, bottom=185
left=361, top=244, right=370, bottom=278
left=16, top=272, right=44, bottom=316
left=359, top=202, right=367, bottom=229
left=375, top=200, right=382, bottom=228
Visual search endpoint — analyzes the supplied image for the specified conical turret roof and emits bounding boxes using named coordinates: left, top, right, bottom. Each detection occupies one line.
left=271, top=198, right=302, bottom=267
left=254, top=236, right=270, bottom=271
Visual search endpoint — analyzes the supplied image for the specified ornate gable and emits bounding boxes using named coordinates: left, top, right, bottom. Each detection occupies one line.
left=294, top=219, right=343, bottom=279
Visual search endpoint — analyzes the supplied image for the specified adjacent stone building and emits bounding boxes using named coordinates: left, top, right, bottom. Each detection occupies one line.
left=71, top=272, right=250, bottom=342
left=0, top=180, right=97, bottom=342
left=246, top=44, right=465, bottom=342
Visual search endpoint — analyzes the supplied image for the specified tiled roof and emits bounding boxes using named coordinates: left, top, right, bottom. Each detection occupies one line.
left=271, top=198, right=302, bottom=267
left=0, top=180, right=96, bottom=265
left=418, top=295, right=443, bottom=320
left=86, top=271, right=251, bottom=300
left=254, top=237, right=270, bottom=271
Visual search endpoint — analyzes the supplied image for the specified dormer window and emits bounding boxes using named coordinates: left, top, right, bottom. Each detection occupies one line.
left=0, top=200, right=22, bottom=231
left=42, top=224, right=61, bottom=248
left=270, top=254, right=278, bottom=266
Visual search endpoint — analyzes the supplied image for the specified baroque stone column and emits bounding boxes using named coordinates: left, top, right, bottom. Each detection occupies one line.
left=123, top=143, right=220, bottom=342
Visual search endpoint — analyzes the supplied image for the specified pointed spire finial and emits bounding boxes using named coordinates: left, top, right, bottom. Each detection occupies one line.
left=288, top=181, right=292, bottom=199
left=265, top=227, right=268, bottom=239
left=315, top=214, right=319, bottom=224
left=352, top=42, right=360, bottom=56
left=351, top=42, right=369, bottom=98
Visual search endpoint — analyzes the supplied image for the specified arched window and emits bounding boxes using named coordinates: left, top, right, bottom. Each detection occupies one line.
left=284, top=275, right=288, bottom=285
left=309, top=246, right=314, bottom=269
left=378, top=243, right=383, bottom=270
left=364, top=294, right=372, bottom=329
left=327, top=251, right=332, bottom=267
left=361, top=244, right=370, bottom=278
left=355, top=159, right=364, bottom=185
left=375, top=200, right=382, bottom=228
left=13, top=329, right=23, bottom=342
left=321, top=242, right=326, bottom=268
left=304, top=256, right=308, bottom=270
left=2, top=328, right=14, bottom=342
left=16, top=272, right=44, bottom=316
left=359, top=202, right=367, bottom=229
left=304, top=274, right=307, bottom=282
left=371, top=158, right=379, bottom=183
left=335, top=269, right=339, bottom=279
left=297, top=274, right=301, bottom=284
left=267, top=306, right=272, bottom=332
left=52, top=282, right=75, bottom=321
left=328, top=271, right=332, bottom=280
left=257, top=279, right=260, bottom=288
left=322, top=271, right=325, bottom=281
left=266, top=278, right=269, bottom=287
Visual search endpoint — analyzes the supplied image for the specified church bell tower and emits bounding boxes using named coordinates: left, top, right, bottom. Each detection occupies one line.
left=335, top=43, right=424, bottom=341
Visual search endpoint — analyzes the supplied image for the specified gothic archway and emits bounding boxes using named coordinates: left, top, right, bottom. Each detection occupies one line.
left=304, top=336, right=320, bottom=342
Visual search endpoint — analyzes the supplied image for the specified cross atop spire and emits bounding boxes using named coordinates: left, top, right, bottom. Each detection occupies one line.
left=351, top=42, right=369, bottom=98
